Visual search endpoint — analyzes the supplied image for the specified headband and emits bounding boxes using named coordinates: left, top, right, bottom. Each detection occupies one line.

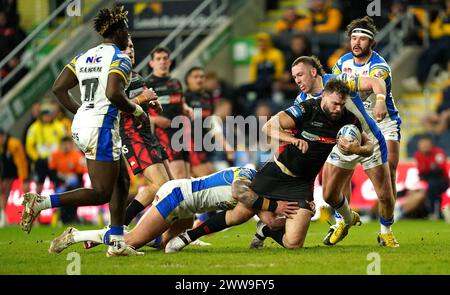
left=351, top=28, right=374, bottom=39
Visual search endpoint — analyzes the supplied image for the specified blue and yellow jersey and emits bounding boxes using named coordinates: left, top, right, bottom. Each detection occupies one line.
left=332, top=50, right=401, bottom=125
left=154, top=167, right=257, bottom=222
left=293, top=73, right=384, bottom=146
left=65, top=43, right=132, bottom=129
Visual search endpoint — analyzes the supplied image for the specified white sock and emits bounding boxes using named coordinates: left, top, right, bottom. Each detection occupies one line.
left=334, top=198, right=353, bottom=224
left=73, top=229, right=107, bottom=244
left=110, top=234, right=124, bottom=243
left=36, top=196, right=52, bottom=211
left=0, top=209, right=5, bottom=227
left=334, top=211, right=342, bottom=224
left=380, top=224, right=392, bottom=234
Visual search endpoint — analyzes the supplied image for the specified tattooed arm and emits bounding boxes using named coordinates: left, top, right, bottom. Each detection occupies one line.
left=232, top=179, right=299, bottom=217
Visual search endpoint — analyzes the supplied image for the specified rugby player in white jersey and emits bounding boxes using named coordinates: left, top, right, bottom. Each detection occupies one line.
left=331, top=17, right=401, bottom=246
left=272, top=56, right=397, bottom=247
left=48, top=167, right=297, bottom=253
left=21, top=6, right=157, bottom=256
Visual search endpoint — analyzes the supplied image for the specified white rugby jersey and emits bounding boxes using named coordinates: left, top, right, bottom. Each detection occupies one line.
left=66, top=43, right=132, bottom=129
left=332, top=51, right=401, bottom=125
left=294, top=73, right=385, bottom=146
left=154, top=167, right=257, bottom=221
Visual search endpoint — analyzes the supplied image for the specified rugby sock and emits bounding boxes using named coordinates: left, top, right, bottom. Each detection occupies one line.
left=186, top=211, right=228, bottom=241
left=35, top=195, right=53, bottom=211
left=262, top=226, right=285, bottom=248
left=124, top=199, right=145, bottom=226
left=49, top=194, right=60, bottom=208
left=333, top=197, right=353, bottom=224
left=379, top=216, right=394, bottom=234
left=334, top=211, right=342, bottom=223
left=109, top=225, right=124, bottom=243
left=73, top=229, right=107, bottom=244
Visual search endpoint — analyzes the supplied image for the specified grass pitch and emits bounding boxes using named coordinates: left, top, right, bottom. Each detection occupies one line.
left=1, top=219, right=449, bottom=275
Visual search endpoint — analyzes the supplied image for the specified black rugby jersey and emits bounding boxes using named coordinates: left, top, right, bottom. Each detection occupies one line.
left=146, top=74, right=183, bottom=120
left=279, top=98, right=362, bottom=181
left=184, top=90, right=213, bottom=119
left=120, top=71, right=153, bottom=143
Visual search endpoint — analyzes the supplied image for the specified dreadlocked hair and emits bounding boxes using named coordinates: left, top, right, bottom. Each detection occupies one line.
left=94, top=5, right=128, bottom=38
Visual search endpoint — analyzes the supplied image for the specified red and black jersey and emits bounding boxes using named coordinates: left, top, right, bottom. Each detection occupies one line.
left=120, top=71, right=153, bottom=143
left=120, top=71, right=168, bottom=174
left=250, top=98, right=362, bottom=202
left=146, top=74, right=183, bottom=120
left=184, top=89, right=213, bottom=150
left=184, top=90, right=213, bottom=119
left=280, top=97, right=362, bottom=181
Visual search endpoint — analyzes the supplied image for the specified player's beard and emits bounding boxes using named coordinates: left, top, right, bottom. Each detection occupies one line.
left=352, top=45, right=371, bottom=58
left=323, top=105, right=342, bottom=122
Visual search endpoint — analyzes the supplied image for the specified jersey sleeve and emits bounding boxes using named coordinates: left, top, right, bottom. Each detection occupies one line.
left=369, top=63, right=390, bottom=81
left=109, top=53, right=133, bottom=85
left=332, top=57, right=343, bottom=74
left=65, top=53, right=82, bottom=74
left=234, top=167, right=257, bottom=182
left=332, top=73, right=360, bottom=93
left=284, top=103, right=307, bottom=126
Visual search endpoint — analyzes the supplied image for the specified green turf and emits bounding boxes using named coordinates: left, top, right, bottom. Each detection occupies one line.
left=1, top=220, right=449, bottom=274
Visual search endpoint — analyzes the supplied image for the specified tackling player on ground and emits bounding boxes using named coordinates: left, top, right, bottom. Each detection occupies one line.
left=48, top=167, right=295, bottom=253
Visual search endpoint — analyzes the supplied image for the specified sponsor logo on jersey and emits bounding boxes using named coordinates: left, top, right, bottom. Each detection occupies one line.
left=310, top=121, right=324, bottom=127
left=129, top=87, right=144, bottom=98
left=329, top=152, right=340, bottom=160
left=86, top=55, right=102, bottom=64
left=301, top=131, right=336, bottom=144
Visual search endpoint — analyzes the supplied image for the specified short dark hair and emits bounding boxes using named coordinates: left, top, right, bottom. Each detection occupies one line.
left=150, top=46, right=171, bottom=60
left=346, top=16, right=378, bottom=42
left=94, top=6, right=128, bottom=38
left=184, top=66, right=204, bottom=85
left=292, top=55, right=325, bottom=76
left=61, top=136, right=73, bottom=143
left=418, top=133, right=433, bottom=141
left=323, top=78, right=350, bottom=98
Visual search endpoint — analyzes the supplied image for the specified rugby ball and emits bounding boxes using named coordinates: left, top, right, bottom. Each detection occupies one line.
left=337, top=124, right=361, bottom=143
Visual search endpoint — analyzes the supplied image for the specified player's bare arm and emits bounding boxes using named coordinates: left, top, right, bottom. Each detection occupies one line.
left=337, top=132, right=374, bottom=157
left=263, top=111, right=309, bottom=153
left=106, top=73, right=148, bottom=126
left=358, top=76, right=387, bottom=122
left=52, top=67, right=81, bottom=115
left=131, top=87, right=163, bottom=114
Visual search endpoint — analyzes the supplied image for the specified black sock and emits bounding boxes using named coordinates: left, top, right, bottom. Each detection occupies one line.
left=262, top=226, right=285, bottom=248
left=187, top=211, right=229, bottom=241
left=124, top=199, right=145, bottom=226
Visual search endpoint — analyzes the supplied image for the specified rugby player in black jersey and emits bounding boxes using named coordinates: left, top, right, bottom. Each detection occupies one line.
left=183, top=66, right=215, bottom=177
left=146, top=47, right=194, bottom=179
left=165, top=78, right=374, bottom=252
left=119, top=37, right=174, bottom=227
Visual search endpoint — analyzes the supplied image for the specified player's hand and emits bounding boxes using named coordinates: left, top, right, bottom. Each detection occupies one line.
left=275, top=201, right=299, bottom=218
left=140, top=88, right=158, bottom=103
left=153, top=116, right=171, bottom=129
left=135, top=112, right=149, bottom=129
left=337, top=136, right=360, bottom=155
left=373, top=99, right=387, bottom=122
left=292, top=138, right=308, bottom=153
left=149, top=100, right=163, bottom=114
left=183, top=104, right=194, bottom=120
